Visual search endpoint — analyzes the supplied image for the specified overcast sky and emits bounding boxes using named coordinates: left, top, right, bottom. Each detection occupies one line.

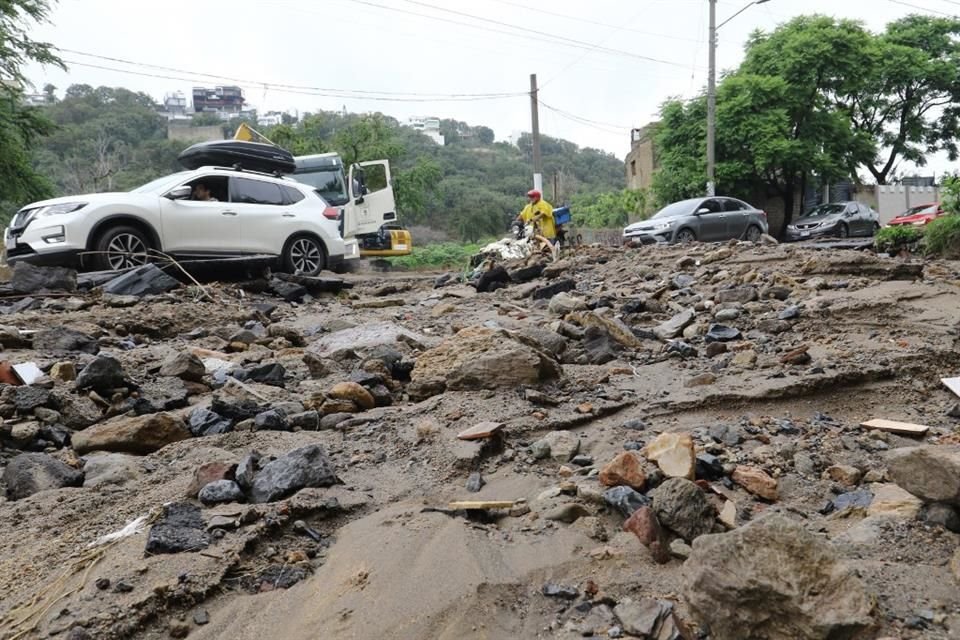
left=23, top=0, right=959, bottom=178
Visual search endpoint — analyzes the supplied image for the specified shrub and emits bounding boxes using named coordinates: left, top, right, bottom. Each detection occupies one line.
left=923, top=214, right=960, bottom=257
left=388, top=242, right=483, bottom=270
left=874, top=225, right=923, bottom=253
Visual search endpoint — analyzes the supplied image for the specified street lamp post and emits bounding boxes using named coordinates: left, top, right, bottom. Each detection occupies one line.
left=706, top=0, right=771, bottom=197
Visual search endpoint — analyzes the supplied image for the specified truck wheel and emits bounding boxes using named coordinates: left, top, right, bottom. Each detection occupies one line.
left=283, top=235, right=327, bottom=276
left=93, top=225, right=152, bottom=271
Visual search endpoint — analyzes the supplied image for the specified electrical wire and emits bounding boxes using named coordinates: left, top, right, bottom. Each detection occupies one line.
left=60, top=49, right=523, bottom=99
left=887, top=0, right=956, bottom=15
left=538, top=100, right=632, bottom=135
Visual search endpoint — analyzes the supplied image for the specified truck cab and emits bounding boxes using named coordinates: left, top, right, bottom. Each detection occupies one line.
left=291, top=154, right=411, bottom=258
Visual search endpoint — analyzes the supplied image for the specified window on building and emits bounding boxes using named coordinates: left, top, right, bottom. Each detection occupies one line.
left=631, top=160, right=637, bottom=177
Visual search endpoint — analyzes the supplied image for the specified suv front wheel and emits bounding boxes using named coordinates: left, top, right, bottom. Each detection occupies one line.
left=283, top=235, right=327, bottom=276
left=92, top=225, right=153, bottom=271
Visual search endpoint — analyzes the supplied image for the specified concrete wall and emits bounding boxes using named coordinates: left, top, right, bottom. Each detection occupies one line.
left=167, top=124, right=224, bottom=142
left=874, top=185, right=941, bottom=224
left=625, top=126, right=657, bottom=192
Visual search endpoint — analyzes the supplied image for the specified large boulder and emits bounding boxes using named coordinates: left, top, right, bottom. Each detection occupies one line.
left=74, top=355, right=126, bottom=394
left=305, top=322, right=434, bottom=361
left=249, top=444, right=339, bottom=503
left=3, top=452, right=84, bottom=500
left=408, top=327, right=562, bottom=400
left=886, top=445, right=960, bottom=505
left=11, top=262, right=77, bottom=294
left=71, top=412, right=191, bottom=455
left=684, top=515, right=875, bottom=640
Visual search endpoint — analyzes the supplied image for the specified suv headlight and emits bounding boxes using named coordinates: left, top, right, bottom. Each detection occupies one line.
left=24, top=202, right=87, bottom=225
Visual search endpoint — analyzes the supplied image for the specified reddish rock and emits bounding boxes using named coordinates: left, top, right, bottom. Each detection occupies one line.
left=599, top=452, right=646, bottom=491
left=779, top=346, right=811, bottom=366
left=328, top=381, right=375, bottom=411
left=623, top=506, right=670, bottom=564
left=732, top=466, right=778, bottom=501
left=187, top=462, right=236, bottom=498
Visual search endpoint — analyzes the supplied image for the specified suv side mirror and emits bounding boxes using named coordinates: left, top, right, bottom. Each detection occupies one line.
left=166, top=185, right=192, bottom=200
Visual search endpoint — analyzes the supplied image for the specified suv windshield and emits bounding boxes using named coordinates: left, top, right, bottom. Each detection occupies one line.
left=653, top=198, right=700, bottom=220
left=291, top=169, right=348, bottom=206
left=806, top=204, right=846, bottom=217
left=130, top=172, right=191, bottom=194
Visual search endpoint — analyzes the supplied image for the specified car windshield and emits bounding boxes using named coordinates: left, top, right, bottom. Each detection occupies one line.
left=903, top=204, right=937, bottom=216
left=652, top=198, right=701, bottom=219
left=130, top=172, right=192, bottom=194
left=290, top=168, right=349, bottom=206
left=805, top=204, right=846, bottom=217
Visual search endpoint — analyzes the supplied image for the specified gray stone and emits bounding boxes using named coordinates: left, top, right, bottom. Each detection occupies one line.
left=466, top=472, right=485, bottom=493
left=235, top=451, right=260, bottom=491
left=83, top=453, right=141, bottom=488
left=831, top=489, right=873, bottom=512
left=306, top=322, right=433, bottom=360
left=11, top=262, right=77, bottom=294
left=188, top=408, right=233, bottom=437
left=547, top=292, right=588, bottom=316
left=684, top=514, right=875, bottom=640
left=133, top=377, right=189, bottom=415
left=249, top=445, right=339, bottom=503
left=33, top=407, right=61, bottom=424
left=579, top=604, right=616, bottom=636
left=199, top=480, right=245, bottom=505
left=288, top=410, right=320, bottom=430
left=670, top=538, right=693, bottom=559
left=320, top=412, right=353, bottom=430
left=716, top=285, right=758, bottom=304
left=14, top=386, right=53, bottom=412
left=613, top=599, right=673, bottom=638
left=517, top=326, right=568, bottom=356
left=705, top=324, right=742, bottom=343
left=159, top=352, right=206, bottom=382
left=32, top=328, right=99, bottom=355
left=603, top=485, right=651, bottom=518
left=101, top=264, right=179, bottom=297
left=3, top=452, right=84, bottom=500
left=543, top=503, right=591, bottom=523
left=535, top=430, right=580, bottom=462
left=254, top=409, right=289, bottom=431
left=714, top=308, right=741, bottom=322
left=653, top=309, right=696, bottom=340
left=779, top=306, right=801, bottom=320
left=923, top=503, right=960, bottom=533
left=145, top=502, right=210, bottom=554
left=542, top=583, right=579, bottom=599
left=651, top=477, right=715, bottom=542
left=245, top=362, right=286, bottom=387
left=887, top=445, right=960, bottom=505
left=75, top=355, right=126, bottom=393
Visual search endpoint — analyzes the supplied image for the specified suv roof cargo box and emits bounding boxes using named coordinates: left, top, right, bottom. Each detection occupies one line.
left=178, top=140, right=296, bottom=174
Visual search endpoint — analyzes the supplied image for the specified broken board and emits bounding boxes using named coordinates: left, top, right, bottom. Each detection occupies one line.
left=456, top=422, right=505, bottom=441
left=860, top=419, right=929, bottom=436
left=941, top=377, right=960, bottom=399
left=448, top=501, right=514, bottom=511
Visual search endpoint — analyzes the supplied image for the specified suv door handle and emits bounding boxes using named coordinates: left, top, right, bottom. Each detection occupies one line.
left=221, top=210, right=238, bottom=216
left=281, top=213, right=295, bottom=218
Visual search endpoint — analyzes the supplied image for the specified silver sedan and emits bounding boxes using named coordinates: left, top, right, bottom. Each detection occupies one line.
left=623, top=197, right=769, bottom=245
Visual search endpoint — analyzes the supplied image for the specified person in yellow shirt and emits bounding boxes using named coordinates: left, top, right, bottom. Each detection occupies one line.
left=516, top=189, right=557, bottom=242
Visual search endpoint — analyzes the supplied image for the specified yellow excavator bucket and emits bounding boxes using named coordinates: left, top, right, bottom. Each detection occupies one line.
left=359, top=229, right=413, bottom=257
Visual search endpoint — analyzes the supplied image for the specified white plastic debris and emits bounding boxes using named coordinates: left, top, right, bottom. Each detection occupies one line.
left=88, top=514, right=150, bottom=548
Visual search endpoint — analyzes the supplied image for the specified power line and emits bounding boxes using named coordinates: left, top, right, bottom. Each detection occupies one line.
left=539, top=100, right=631, bottom=135
left=61, top=49, right=523, bottom=99
left=887, top=0, right=956, bottom=15
left=60, top=59, right=527, bottom=103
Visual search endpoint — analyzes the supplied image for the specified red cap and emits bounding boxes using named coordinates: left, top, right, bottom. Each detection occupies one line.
left=527, top=189, right=541, bottom=199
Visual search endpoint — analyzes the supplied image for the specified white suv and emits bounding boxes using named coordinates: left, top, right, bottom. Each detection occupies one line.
left=4, top=167, right=351, bottom=274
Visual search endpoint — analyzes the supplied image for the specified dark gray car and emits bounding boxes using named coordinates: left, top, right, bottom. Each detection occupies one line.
left=784, top=201, right=880, bottom=242
left=622, top=196, right=769, bottom=245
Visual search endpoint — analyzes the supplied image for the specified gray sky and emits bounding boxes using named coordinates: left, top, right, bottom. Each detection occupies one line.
left=24, top=0, right=959, bottom=178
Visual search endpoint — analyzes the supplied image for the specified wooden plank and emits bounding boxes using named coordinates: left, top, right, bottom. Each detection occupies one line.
left=448, top=501, right=515, bottom=511
left=457, top=422, right=505, bottom=441
left=942, top=377, right=960, bottom=399
left=861, top=419, right=930, bottom=436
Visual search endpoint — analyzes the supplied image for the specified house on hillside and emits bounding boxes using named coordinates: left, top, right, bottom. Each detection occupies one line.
left=626, top=124, right=658, bottom=191
left=407, top=116, right=445, bottom=145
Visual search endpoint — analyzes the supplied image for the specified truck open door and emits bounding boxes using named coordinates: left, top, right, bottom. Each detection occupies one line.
left=347, top=160, right=412, bottom=256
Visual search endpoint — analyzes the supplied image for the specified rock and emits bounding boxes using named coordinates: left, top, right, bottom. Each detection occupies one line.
left=685, top=373, right=717, bottom=387
left=169, top=622, right=191, bottom=639
left=11, top=262, right=77, bottom=294
left=622, top=506, right=670, bottom=564
left=74, top=356, right=126, bottom=393
left=83, top=453, right=141, bottom=488
left=653, top=309, right=696, bottom=340
left=684, top=514, right=875, bottom=640
left=10, top=421, right=40, bottom=444
left=670, top=538, right=693, bottom=559
left=235, top=452, right=260, bottom=491
left=145, top=502, right=210, bottom=554
left=570, top=310, right=644, bottom=349
left=288, top=410, right=320, bottom=430
left=133, top=377, right=190, bottom=415
left=306, top=322, right=432, bottom=360
left=695, top=454, right=725, bottom=481
left=702, top=248, right=733, bottom=264
left=578, top=603, right=616, bottom=636
left=516, top=326, right=567, bottom=357
left=319, top=412, right=353, bottom=430
left=542, top=583, right=579, bottom=600
left=3, top=452, right=84, bottom=500
left=159, top=352, right=206, bottom=382
left=409, top=327, right=561, bottom=400
left=102, top=264, right=179, bottom=297
left=186, top=461, right=236, bottom=498
left=193, top=610, right=210, bottom=626
left=714, top=308, right=740, bottom=322
left=705, top=324, right=741, bottom=343
left=603, top=485, right=651, bottom=517
left=245, top=362, right=286, bottom=387
left=211, top=397, right=264, bottom=422
left=643, top=432, right=696, bottom=480
left=329, top=381, right=375, bottom=411
left=824, top=465, right=862, bottom=487
left=476, top=265, right=510, bottom=292
left=952, top=548, right=960, bottom=583
left=543, top=502, right=591, bottom=523
left=780, top=346, right=811, bottom=365
left=832, top=489, right=874, bottom=512
left=719, top=500, right=737, bottom=528
left=32, top=328, right=99, bottom=354
left=867, top=483, right=923, bottom=519
left=50, top=362, right=77, bottom=382
left=651, top=477, right=715, bottom=542
left=14, top=386, right=53, bottom=412
left=249, top=445, right=339, bottom=503
left=757, top=319, right=792, bottom=334
left=254, top=409, right=289, bottom=431
left=535, top=430, right=580, bottom=462
left=199, top=480, right=245, bottom=506
left=548, top=292, right=588, bottom=315
left=532, top=278, right=576, bottom=300
left=104, top=294, right=140, bottom=308
left=779, top=305, right=801, bottom=320
left=187, top=408, right=233, bottom=437
left=716, top=285, right=758, bottom=304
left=732, top=466, right=778, bottom=501
left=922, top=503, right=960, bottom=532
left=542, top=260, right=570, bottom=279
left=731, top=350, right=758, bottom=367
left=613, top=599, right=674, bottom=638
left=268, top=277, right=307, bottom=302
left=71, top=412, right=191, bottom=455
left=599, top=452, right=647, bottom=490
left=466, top=472, right=484, bottom=493
left=705, top=342, right=728, bottom=358
left=886, top=445, right=960, bottom=505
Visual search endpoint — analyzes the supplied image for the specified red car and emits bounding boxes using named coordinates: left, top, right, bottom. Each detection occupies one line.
left=888, top=203, right=945, bottom=226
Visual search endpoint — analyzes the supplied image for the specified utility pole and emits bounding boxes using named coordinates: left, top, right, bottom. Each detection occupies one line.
left=530, top=73, right=543, bottom=193
left=706, top=0, right=717, bottom=197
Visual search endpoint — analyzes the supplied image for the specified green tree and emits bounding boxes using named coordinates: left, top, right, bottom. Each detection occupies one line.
left=393, top=157, right=442, bottom=222
left=191, top=112, right=222, bottom=127
left=0, top=0, right=62, bottom=210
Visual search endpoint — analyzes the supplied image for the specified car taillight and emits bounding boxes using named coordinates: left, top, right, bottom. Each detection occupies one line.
left=322, top=207, right=340, bottom=220
left=760, top=210, right=767, bottom=218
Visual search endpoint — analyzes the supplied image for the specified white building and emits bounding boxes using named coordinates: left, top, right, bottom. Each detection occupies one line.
left=408, top=116, right=445, bottom=145
left=258, top=111, right=285, bottom=127
left=159, top=91, right=191, bottom=122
